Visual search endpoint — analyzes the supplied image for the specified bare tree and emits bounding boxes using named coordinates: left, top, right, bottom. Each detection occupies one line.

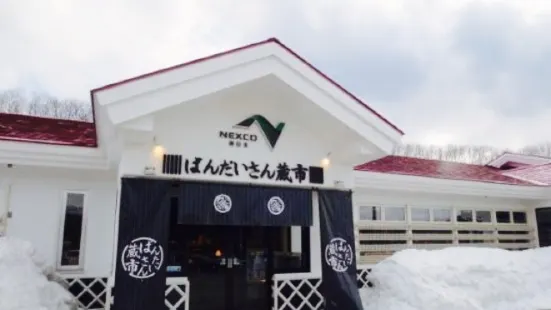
left=394, top=142, right=551, bottom=164
left=2, top=89, right=550, bottom=163
left=1, top=89, right=92, bottom=122
left=0, top=89, right=25, bottom=114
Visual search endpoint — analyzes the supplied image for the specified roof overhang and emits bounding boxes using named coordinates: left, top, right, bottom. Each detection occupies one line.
left=0, top=139, right=109, bottom=170
left=355, top=170, right=551, bottom=200
left=91, top=38, right=403, bottom=163
left=487, top=152, right=551, bottom=168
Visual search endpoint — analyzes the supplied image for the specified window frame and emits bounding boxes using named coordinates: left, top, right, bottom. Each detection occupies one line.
left=512, top=211, right=528, bottom=224
left=382, top=206, right=406, bottom=222
left=358, top=205, right=382, bottom=221
left=456, top=209, right=474, bottom=223
left=432, top=208, right=453, bottom=223
left=495, top=210, right=513, bottom=224
left=410, top=207, right=431, bottom=222
left=56, top=190, right=88, bottom=272
left=474, top=210, right=493, bottom=223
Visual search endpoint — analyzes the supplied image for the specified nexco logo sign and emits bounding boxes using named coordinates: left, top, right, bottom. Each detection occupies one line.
left=219, top=115, right=285, bottom=150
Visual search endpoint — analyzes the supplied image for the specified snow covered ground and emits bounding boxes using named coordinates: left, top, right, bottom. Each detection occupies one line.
left=2, top=235, right=550, bottom=310
left=0, top=237, right=77, bottom=310
left=361, top=246, right=551, bottom=310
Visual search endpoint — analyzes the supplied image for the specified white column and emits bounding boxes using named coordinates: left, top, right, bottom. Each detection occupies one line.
left=310, top=191, right=322, bottom=277
left=110, top=164, right=124, bottom=283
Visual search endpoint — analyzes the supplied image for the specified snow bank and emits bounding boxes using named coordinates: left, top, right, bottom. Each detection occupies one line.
left=0, top=237, right=77, bottom=310
left=361, top=247, right=551, bottom=310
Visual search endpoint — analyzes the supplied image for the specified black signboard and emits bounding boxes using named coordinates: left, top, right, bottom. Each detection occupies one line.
left=178, top=181, right=313, bottom=227
left=318, top=189, right=363, bottom=310
left=113, top=178, right=172, bottom=310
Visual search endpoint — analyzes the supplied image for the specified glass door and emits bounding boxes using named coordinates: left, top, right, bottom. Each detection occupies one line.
left=168, top=225, right=295, bottom=310
left=230, top=227, right=271, bottom=310
left=180, top=225, right=232, bottom=310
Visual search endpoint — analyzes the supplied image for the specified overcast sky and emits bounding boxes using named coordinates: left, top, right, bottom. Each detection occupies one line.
left=1, top=0, right=550, bottom=149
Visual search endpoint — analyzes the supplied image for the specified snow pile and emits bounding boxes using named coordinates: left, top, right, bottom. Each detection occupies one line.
left=361, top=247, right=551, bottom=310
left=0, top=237, right=77, bottom=310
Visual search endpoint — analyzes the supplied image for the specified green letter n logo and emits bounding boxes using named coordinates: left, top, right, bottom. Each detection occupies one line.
left=235, top=115, right=285, bottom=149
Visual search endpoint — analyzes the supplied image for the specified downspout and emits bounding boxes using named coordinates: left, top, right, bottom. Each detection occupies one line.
left=0, top=180, right=13, bottom=236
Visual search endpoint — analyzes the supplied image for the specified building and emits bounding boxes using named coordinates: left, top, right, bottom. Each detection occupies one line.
left=0, top=38, right=549, bottom=310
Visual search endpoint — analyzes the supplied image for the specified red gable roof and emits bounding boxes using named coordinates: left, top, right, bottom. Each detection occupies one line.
left=0, top=113, right=97, bottom=147
left=355, top=155, right=538, bottom=186
left=91, top=38, right=403, bottom=135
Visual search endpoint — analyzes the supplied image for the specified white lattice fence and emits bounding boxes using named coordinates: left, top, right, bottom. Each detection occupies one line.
left=62, top=277, right=110, bottom=310
left=273, top=273, right=323, bottom=310
left=357, top=264, right=374, bottom=288
left=165, top=277, right=190, bottom=310
left=272, top=267, right=373, bottom=310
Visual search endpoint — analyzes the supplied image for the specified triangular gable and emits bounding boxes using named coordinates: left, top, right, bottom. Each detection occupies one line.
left=91, top=38, right=403, bottom=136
left=91, top=38, right=403, bottom=158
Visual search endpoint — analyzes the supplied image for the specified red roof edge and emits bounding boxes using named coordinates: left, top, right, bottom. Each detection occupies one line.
left=0, top=113, right=97, bottom=148
left=90, top=37, right=404, bottom=136
left=271, top=38, right=404, bottom=135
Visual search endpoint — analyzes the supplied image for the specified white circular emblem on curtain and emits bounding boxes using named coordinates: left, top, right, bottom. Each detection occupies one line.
left=121, top=237, right=164, bottom=279
left=267, top=196, right=285, bottom=215
left=324, top=237, right=354, bottom=272
left=213, top=194, right=232, bottom=213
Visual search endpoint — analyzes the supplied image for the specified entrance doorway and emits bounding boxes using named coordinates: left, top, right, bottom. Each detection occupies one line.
left=536, top=208, right=551, bottom=247
left=166, top=223, right=309, bottom=310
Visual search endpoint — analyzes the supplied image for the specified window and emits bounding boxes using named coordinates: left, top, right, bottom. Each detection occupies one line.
left=513, top=212, right=527, bottom=224
left=411, top=208, right=430, bottom=222
left=58, top=192, right=86, bottom=270
left=475, top=211, right=492, bottom=223
left=359, top=206, right=381, bottom=221
left=457, top=210, right=473, bottom=222
left=385, top=207, right=405, bottom=221
left=496, top=211, right=511, bottom=223
left=433, top=209, right=452, bottom=222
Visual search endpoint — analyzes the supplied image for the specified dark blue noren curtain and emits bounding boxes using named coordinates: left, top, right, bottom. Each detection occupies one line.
left=318, top=189, right=363, bottom=310
left=113, top=177, right=172, bottom=310
left=177, top=182, right=312, bottom=226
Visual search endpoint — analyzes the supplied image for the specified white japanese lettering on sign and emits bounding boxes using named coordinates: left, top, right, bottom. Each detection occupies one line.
left=121, top=237, right=164, bottom=279
left=324, top=237, right=354, bottom=272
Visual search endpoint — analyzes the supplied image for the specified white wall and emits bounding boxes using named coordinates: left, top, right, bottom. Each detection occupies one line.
left=4, top=168, right=117, bottom=277
left=353, top=188, right=531, bottom=212
left=119, top=77, right=357, bottom=189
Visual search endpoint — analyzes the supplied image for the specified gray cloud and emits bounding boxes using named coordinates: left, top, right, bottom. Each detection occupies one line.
left=452, top=1, right=551, bottom=117
left=1, top=0, right=551, bottom=149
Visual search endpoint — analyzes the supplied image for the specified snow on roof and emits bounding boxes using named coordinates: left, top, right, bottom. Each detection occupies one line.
left=486, top=151, right=551, bottom=168
left=355, top=155, right=539, bottom=186
left=502, top=162, right=551, bottom=185
left=0, top=113, right=97, bottom=147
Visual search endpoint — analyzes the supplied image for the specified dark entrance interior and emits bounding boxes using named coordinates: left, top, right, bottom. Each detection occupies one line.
left=166, top=197, right=311, bottom=310
left=536, top=207, right=551, bottom=247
